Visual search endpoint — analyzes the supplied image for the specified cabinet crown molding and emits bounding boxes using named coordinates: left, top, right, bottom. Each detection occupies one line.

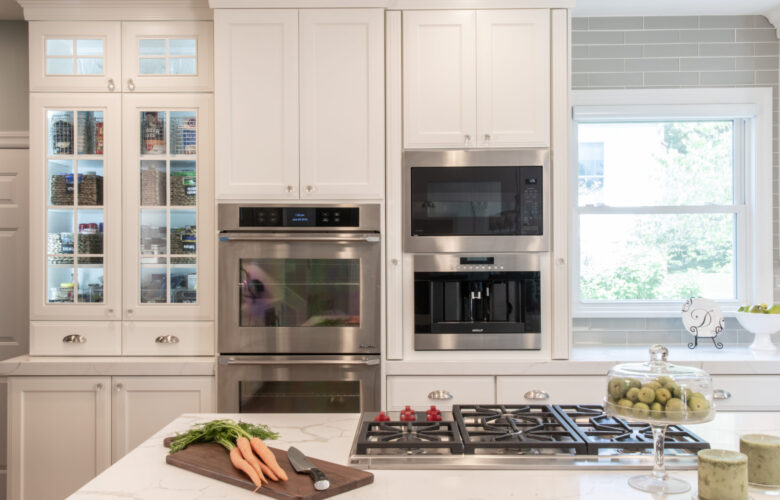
left=209, top=0, right=574, bottom=9
left=18, top=0, right=213, bottom=21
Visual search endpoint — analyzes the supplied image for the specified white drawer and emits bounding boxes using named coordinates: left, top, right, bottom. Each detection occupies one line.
left=497, top=376, right=604, bottom=405
left=30, top=321, right=121, bottom=355
left=711, top=375, right=780, bottom=410
left=122, top=322, right=214, bottom=356
left=387, top=376, right=494, bottom=410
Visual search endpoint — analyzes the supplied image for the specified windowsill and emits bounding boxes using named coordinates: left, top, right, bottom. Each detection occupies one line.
left=570, top=343, right=780, bottom=365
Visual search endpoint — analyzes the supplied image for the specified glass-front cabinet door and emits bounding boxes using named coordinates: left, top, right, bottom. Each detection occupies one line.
left=121, top=22, right=214, bottom=92
left=30, top=93, right=122, bottom=319
left=29, top=22, right=122, bottom=92
left=122, top=94, right=213, bottom=320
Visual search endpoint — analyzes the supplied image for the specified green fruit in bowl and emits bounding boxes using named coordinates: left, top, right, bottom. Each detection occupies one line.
left=673, top=386, right=693, bottom=401
left=627, top=378, right=642, bottom=389
left=650, top=402, right=664, bottom=417
left=688, top=397, right=711, bottom=418
left=608, top=378, right=630, bottom=400
left=657, top=376, right=674, bottom=386
left=638, top=387, right=655, bottom=404
left=769, top=304, right=780, bottom=314
left=643, top=381, right=662, bottom=390
left=617, top=398, right=634, bottom=415
left=632, top=402, right=650, bottom=418
left=655, top=387, right=672, bottom=404
left=665, top=398, right=685, bottom=412
left=626, top=387, right=640, bottom=403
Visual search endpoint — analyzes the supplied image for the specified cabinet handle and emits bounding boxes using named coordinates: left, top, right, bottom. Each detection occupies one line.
left=305, top=185, right=314, bottom=193
left=524, top=389, right=550, bottom=400
left=127, top=309, right=134, bottom=316
left=127, top=79, right=135, bottom=91
left=391, top=258, right=399, bottom=266
left=96, top=383, right=103, bottom=391
left=62, top=334, right=86, bottom=344
left=484, top=134, right=491, bottom=142
left=713, top=389, right=731, bottom=400
left=427, top=390, right=453, bottom=400
left=464, top=134, right=471, bottom=145
left=155, top=335, right=180, bottom=344
left=107, top=78, right=115, bottom=91
left=114, top=383, right=123, bottom=392
left=286, top=185, right=294, bottom=193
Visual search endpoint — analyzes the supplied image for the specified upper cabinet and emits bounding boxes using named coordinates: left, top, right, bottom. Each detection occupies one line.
left=29, top=21, right=214, bottom=93
left=403, top=10, right=550, bottom=149
left=215, top=9, right=384, bottom=200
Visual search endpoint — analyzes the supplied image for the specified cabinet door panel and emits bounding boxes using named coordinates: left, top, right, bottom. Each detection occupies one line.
left=476, top=10, right=550, bottom=147
left=496, top=376, right=603, bottom=405
left=111, top=376, right=215, bottom=462
left=387, top=376, right=494, bottom=411
left=403, top=11, right=476, bottom=149
left=8, top=376, right=111, bottom=500
left=122, top=22, right=214, bottom=92
left=215, top=10, right=299, bottom=199
left=299, top=9, right=384, bottom=199
left=29, top=21, right=121, bottom=92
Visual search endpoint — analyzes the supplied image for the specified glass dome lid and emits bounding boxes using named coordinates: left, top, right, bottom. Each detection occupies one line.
left=605, top=344, right=715, bottom=424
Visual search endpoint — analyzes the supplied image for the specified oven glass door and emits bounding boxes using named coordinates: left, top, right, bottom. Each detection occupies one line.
left=410, top=166, right=542, bottom=237
left=219, top=233, right=380, bottom=354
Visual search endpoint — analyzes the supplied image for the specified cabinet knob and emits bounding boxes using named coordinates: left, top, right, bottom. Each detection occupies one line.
left=484, top=134, right=491, bottom=142
left=391, top=258, right=399, bottom=266
left=524, top=389, right=550, bottom=400
left=285, top=185, right=294, bottom=193
left=464, top=134, right=471, bottom=145
left=713, top=389, right=731, bottom=400
left=155, top=335, right=180, bottom=344
left=114, top=383, right=123, bottom=392
left=96, top=383, right=103, bottom=391
left=127, top=79, right=135, bottom=91
left=305, top=185, right=314, bottom=193
left=127, top=309, right=134, bottom=316
left=62, top=334, right=86, bottom=344
left=107, top=78, right=115, bottom=91
left=427, top=390, right=453, bottom=400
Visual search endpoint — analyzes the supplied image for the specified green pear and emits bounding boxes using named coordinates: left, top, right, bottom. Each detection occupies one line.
left=769, top=304, right=780, bottom=314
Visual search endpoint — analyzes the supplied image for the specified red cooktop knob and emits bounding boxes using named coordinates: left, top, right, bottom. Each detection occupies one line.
left=374, top=411, right=391, bottom=422
left=400, top=407, right=416, bottom=421
left=426, top=413, right=442, bottom=422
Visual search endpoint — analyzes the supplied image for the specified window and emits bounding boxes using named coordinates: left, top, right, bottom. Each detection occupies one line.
left=45, top=38, right=104, bottom=75
left=572, top=89, right=773, bottom=317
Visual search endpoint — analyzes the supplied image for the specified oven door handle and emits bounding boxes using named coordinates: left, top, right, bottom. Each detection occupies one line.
left=221, top=358, right=380, bottom=366
left=220, top=234, right=380, bottom=243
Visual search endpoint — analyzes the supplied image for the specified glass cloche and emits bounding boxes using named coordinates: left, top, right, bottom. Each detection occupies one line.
left=605, top=345, right=716, bottom=494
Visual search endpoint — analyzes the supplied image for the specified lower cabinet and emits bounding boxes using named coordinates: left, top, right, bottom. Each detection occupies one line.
left=387, top=376, right=495, bottom=410
left=496, top=376, right=604, bottom=406
left=710, top=375, right=780, bottom=410
left=7, top=375, right=214, bottom=500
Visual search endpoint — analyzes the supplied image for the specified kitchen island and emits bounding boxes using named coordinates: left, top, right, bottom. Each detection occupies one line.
left=70, top=412, right=780, bottom=500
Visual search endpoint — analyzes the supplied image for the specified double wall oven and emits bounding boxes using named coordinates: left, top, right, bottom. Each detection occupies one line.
left=404, top=149, right=549, bottom=350
left=218, top=204, right=381, bottom=412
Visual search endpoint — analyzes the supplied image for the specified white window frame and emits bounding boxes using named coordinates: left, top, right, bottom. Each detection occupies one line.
left=571, top=88, right=773, bottom=318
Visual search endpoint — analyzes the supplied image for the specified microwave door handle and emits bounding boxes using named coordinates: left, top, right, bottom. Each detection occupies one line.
left=220, top=234, right=380, bottom=243
left=221, top=358, right=380, bottom=366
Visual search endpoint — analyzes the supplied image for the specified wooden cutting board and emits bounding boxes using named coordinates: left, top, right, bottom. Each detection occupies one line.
left=163, top=437, right=373, bottom=500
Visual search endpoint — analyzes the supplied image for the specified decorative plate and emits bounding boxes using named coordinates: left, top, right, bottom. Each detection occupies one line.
left=681, top=298, right=724, bottom=338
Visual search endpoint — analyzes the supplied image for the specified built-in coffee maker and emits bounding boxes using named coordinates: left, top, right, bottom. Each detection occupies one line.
left=413, top=254, right=541, bottom=350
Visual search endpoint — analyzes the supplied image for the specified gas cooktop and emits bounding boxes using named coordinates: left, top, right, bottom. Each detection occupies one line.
left=348, top=404, right=709, bottom=470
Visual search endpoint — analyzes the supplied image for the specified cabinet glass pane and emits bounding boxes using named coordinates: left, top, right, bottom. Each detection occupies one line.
left=46, top=58, right=74, bottom=75
left=140, top=209, right=167, bottom=256
left=77, top=111, right=104, bottom=155
left=170, top=111, right=196, bottom=155
left=170, top=209, right=196, bottom=255
left=76, top=160, right=104, bottom=206
left=47, top=261, right=74, bottom=303
left=47, top=209, right=74, bottom=254
left=169, top=58, right=196, bottom=75
left=171, top=265, right=197, bottom=303
left=170, top=161, right=196, bottom=206
left=140, top=263, right=167, bottom=303
left=76, top=39, right=103, bottom=56
left=77, top=209, right=104, bottom=254
left=77, top=257, right=103, bottom=303
left=169, top=39, right=196, bottom=56
left=46, top=39, right=73, bottom=56
left=76, top=58, right=104, bottom=75
left=139, top=58, right=166, bottom=75
left=48, top=111, right=74, bottom=155
left=141, top=112, right=166, bottom=154
left=140, top=160, right=166, bottom=206
left=48, top=160, right=74, bottom=206
left=139, top=39, right=166, bottom=55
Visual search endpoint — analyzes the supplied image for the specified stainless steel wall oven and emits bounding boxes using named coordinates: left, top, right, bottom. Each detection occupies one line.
left=217, top=204, right=381, bottom=412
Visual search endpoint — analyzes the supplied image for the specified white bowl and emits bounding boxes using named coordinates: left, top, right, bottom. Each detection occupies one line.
left=735, top=312, right=780, bottom=352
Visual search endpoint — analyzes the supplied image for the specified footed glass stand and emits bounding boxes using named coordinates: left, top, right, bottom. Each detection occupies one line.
left=628, top=424, right=690, bottom=494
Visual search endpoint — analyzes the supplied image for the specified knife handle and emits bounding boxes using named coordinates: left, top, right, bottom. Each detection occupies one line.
left=309, top=467, right=330, bottom=491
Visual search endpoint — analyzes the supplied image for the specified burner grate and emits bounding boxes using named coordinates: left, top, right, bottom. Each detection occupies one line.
left=453, top=404, right=588, bottom=455
left=552, top=404, right=710, bottom=455
left=355, top=414, right=464, bottom=455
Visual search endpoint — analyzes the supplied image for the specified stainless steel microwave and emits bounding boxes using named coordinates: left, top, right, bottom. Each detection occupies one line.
left=403, top=149, right=550, bottom=253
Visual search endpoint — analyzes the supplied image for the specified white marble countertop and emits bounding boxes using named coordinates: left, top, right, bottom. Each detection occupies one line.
left=70, top=411, right=780, bottom=500
left=0, top=355, right=216, bottom=376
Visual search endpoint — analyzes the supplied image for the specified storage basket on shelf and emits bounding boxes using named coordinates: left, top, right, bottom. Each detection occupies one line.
left=50, top=114, right=73, bottom=154
left=141, top=167, right=166, bottom=205
left=170, top=226, right=196, bottom=255
left=47, top=233, right=74, bottom=263
left=170, top=171, right=196, bottom=205
left=77, top=232, right=103, bottom=255
left=171, top=116, right=197, bottom=155
left=50, top=174, right=103, bottom=206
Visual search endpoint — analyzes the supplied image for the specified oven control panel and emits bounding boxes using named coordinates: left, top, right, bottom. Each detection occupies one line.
left=239, top=206, right=360, bottom=227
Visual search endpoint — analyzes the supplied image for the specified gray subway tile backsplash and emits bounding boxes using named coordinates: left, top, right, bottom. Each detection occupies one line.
left=699, top=15, right=757, bottom=29
left=587, top=72, right=644, bottom=87
left=587, top=44, right=644, bottom=58
left=644, top=71, right=700, bottom=86
left=587, top=17, right=644, bottom=30
left=572, top=30, right=625, bottom=45
left=679, top=29, right=736, bottom=43
left=625, top=30, right=681, bottom=44
left=642, top=43, right=699, bottom=57
left=735, top=56, right=779, bottom=70
left=755, top=42, right=780, bottom=55
left=679, top=57, right=736, bottom=71
left=624, top=58, right=679, bottom=72
left=699, top=43, right=755, bottom=56
left=573, top=58, right=625, bottom=73
left=735, top=28, right=778, bottom=42
left=699, top=70, right=756, bottom=85
left=644, top=16, right=700, bottom=29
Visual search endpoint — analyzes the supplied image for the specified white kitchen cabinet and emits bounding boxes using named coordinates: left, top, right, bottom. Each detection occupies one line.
left=121, top=22, right=214, bottom=93
left=387, top=376, right=495, bottom=410
left=122, top=93, right=214, bottom=321
left=30, top=321, right=122, bottom=356
left=122, top=321, right=214, bottom=355
left=403, top=9, right=550, bottom=149
left=215, top=8, right=384, bottom=200
left=111, top=376, right=215, bottom=462
left=711, top=375, right=780, bottom=410
left=496, top=376, right=603, bottom=405
left=29, top=92, right=122, bottom=322
left=7, top=376, right=112, bottom=500
left=299, top=9, right=384, bottom=199
left=29, top=21, right=122, bottom=93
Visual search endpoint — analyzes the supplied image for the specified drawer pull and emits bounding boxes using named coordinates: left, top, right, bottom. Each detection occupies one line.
left=62, top=334, right=86, bottom=344
left=427, top=390, right=453, bottom=400
left=713, top=389, right=731, bottom=400
left=524, top=389, right=549, bottom=400
left=155, top=335, right=180, bottom=344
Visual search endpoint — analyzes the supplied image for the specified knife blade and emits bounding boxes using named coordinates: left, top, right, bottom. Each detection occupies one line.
left=287, top=446, right=330, bottom=491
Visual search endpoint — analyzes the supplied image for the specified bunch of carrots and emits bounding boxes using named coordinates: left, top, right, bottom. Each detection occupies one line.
left=169, top=419, right=289, bottom=491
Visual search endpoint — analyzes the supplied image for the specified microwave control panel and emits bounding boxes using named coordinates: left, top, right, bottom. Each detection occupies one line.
left=238, top=206, right=360, bottom=228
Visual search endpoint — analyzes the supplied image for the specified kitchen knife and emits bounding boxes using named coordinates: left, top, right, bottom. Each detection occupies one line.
left=287, top=446, right=330, bottom=491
